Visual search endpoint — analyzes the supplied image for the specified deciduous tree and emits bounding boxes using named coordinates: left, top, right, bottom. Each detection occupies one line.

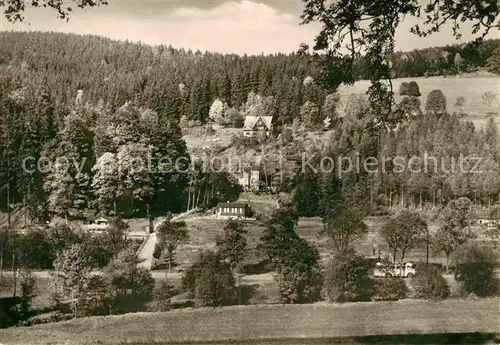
left=215, top=219, right=247, bottom=272
left=321, top=205, right=368, bottom=255
left=259, top=205, right=323, bottom=303
left=2, top=0, right=107, bottom=22
left=106, top=248, right=154, bottom=313
left=453, top=242, right=499, bottom=297
left=379, top=211, right=427, bottom=265
left=157, top=215, right=189, bottom=274
left=425, top=89, right=447, bottom=116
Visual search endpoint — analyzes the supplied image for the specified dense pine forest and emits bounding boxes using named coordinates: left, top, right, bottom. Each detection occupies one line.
left=0, top=31, right=499, bottom=224
left=0, top=31, right=499, bottom=119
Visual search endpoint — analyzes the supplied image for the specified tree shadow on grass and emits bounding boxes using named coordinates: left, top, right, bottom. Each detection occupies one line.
left=354, top=332, right=499, bottom=344
left=235, top=284, right=260, bottom=305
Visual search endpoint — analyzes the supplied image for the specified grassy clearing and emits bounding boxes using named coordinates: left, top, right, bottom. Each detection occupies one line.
left=170, top=214, right=452, bottom=274
left=0, top=298, right=498, bottom=345
left=125, top=334, right=500, bottom=345
left=183, top=128, right=239, bottom=154
left=337, top=76, right=500, bottom=132
left=0, top=276, right=54, bottom=312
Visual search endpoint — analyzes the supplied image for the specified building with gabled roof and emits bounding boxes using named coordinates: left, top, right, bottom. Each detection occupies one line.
left=243, top=115, right=273, bottom=137
left=214, top=202, right=251, bottom=219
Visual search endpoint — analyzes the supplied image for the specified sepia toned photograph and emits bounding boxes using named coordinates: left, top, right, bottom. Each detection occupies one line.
left=0, top=1, right=499, bottom=344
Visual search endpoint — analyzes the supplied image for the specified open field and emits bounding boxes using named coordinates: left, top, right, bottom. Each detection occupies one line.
left=173, top=214, right=446, bottom=269
left=183, top=128, right=241, bottom=154
left=122, top=334, right=500, bottom=345
left=124, top=334, right=500, bottom=345
left=338, top=75, right=500, bottom=131
left=0, top=299, right=498, bottom=345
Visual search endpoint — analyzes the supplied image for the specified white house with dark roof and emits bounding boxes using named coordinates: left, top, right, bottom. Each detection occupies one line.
left=243, top=115, right=273, bottom=137
left=214, top=202, right=251, bottom=219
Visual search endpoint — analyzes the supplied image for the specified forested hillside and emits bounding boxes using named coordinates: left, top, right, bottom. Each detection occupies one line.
left=0, top=31, right=499, bottom=224
left=0, top=31, right=499, bottom=123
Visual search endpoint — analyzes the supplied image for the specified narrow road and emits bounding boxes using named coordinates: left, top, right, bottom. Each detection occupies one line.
left=137, top=232, right=157, bottom=270
left=136, top=209, right=198, bottom=270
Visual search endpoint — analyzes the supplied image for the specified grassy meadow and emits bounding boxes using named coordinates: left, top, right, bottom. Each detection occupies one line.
left=0, top=299, right=498, bottom=345
left=337, top=75, right=500, bottom=131
left=169, top=212, right=446, bottom=272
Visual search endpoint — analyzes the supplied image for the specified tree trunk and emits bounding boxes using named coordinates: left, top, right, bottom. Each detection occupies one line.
left=24, top=196, right=27, bottom=227
left=147, top=204, right=154, bottom=233
left=187, top=189, right=191, bottom=212
left=6, top=180, right=10, bottom=227
left=195, top=186, right=202, bottom=209
left=11, top=253, right=16, bottom=297
left=426, top=227, right=429, bottom=265
left=370, top=185, right=374, bottom=212
left=203, top=187, right=208, bottom=207
left=168, top=251, right=173, bottom=274
left=190, top=189, right=195, bottom=210
left=113, top=200, right=117, bottom=217
left=400, top=251, right=406, bottom=275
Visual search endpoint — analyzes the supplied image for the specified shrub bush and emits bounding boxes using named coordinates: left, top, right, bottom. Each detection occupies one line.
left=106, top=249, right=155, bottom=314
left=236, top=284, right=259, bottom=305
left=240, top=258, right=274, bottom=275
left=231, top=135, right=259, bottom=150
left=453, top=243, right=500, bottom=297
left=20, top=311, right=73, bottom=326
left=0, top=297, right=22, bottom=328
left=399, top=81, right=421, bottom=97
left=373, top=277, right=408, bottom=301
left=19, top=270, right=37, bottom=318
left=193, top=251, right=236, bottom=307
left=77, top=275, right=109, bottom=317
left=324, top=253, right=374, bottom=303
left=152, top=243, right=162, bottom=260
left=426, top=89, right=447, bottom=115
left=152, top=280, right=177, bottom=312
left=277, top=264, right=323, bottom=304
left=181, top=262, right=201, bottom=297
left=411, top=265, right=450, bottom=300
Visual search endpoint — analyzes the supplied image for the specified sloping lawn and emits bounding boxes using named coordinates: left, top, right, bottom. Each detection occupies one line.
left=0, top=299, right=498, bottom=345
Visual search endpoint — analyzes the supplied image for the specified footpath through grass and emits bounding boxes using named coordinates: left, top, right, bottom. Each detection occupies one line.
left=0, top=299, right=499, bottom=345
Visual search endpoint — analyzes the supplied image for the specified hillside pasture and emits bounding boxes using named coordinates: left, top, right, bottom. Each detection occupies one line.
left=0, top=299, right=498, bottom=345
left=183, top=127, right=241, bottom=154
left=338, top=76, right=500, bottom=131
left=161, top=213, right=448, bottom=278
